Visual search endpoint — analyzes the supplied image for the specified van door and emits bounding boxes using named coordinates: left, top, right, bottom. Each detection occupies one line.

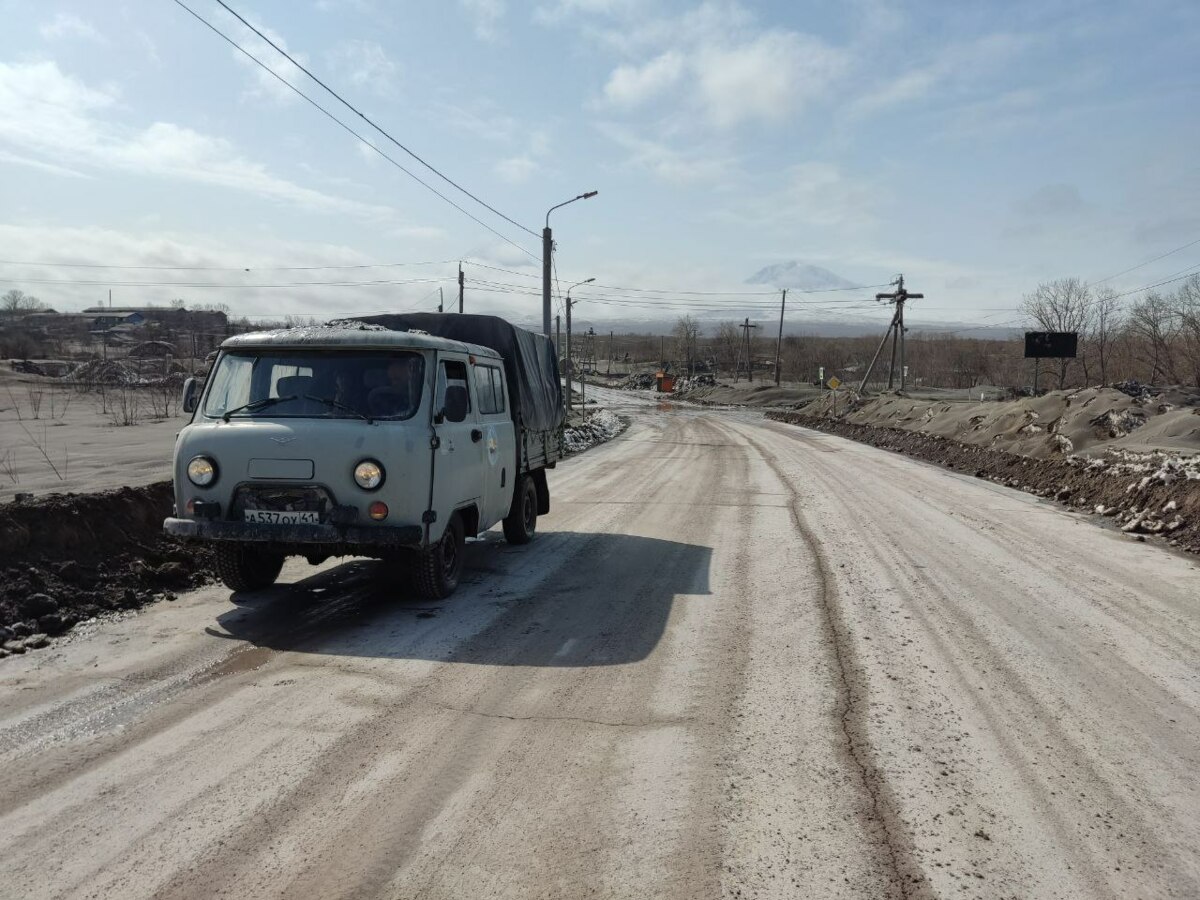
left=473, top=360, right=517, bottom=530
left=431, top=356, right=484, bottom=540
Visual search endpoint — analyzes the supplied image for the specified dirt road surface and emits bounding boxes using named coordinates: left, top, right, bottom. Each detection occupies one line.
left=3, top=390, right=1198, bottom=898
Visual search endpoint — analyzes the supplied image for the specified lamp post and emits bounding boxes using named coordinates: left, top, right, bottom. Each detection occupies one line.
left=543, top=191, right=598, bottom=337
left=564, top=277, right=595, bottom=413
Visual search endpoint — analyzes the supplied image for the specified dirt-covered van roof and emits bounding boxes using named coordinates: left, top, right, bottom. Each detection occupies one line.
left=220, top=321, right=502, bottom=359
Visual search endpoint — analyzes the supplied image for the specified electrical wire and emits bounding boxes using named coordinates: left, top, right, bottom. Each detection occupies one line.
left=210, top=0, right=538, bottom=240
left=1090, top=235, right=1200, bottom=286
left=0, top=258, right=458, bottom=272
left=172, top=0, right=540, bottom=263
left=0, top=275, right=450, bottom=288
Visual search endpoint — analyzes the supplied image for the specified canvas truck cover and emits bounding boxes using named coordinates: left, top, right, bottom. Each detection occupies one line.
left=352, top=313, right=565, bottom=433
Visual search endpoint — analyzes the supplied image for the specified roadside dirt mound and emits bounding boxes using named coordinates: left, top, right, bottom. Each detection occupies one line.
left=768, top=412, right=1200, bottom=556
left=796, top=385, right=1200, bottom=459
left=0, top=483, right=213, bottom=656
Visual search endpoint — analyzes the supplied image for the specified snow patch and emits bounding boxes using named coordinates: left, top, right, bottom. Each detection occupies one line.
left=563, top=409, right=625, bottom=454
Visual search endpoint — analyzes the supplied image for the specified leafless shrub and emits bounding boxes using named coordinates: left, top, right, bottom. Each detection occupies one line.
left=145, top=382, right=178, bottom=419
left=48, top=388, right=72, bottom=420
left=17, top=420, right=64, bottom=480
left=25, top=386, right=44, bottom=419
left=107, top=385, right=142, bottom=427
left=0, top=448, right=17, bottom=485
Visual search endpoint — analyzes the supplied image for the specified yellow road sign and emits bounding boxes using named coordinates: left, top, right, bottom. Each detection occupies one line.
left=827, top=376, right=841, bottom=390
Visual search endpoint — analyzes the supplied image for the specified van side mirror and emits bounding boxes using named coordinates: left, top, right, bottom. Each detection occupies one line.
left=181, top=377, right=200, bottom=414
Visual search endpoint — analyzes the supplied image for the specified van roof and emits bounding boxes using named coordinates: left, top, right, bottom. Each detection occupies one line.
left=221, top=323, right=502, bottom=360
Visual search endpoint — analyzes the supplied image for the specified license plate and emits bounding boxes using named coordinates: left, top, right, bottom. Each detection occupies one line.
left=243, top=509, right=320, bottom=525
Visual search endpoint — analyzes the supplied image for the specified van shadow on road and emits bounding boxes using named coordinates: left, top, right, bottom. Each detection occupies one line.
left=208, top=531, right=711, bottom=667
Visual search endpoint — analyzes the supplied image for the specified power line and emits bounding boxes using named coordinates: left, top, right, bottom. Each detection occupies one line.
left=1090, top=235, right=1200, bottom=286
left=172, top=0, right=539, bottom=263
left=0, top=258, right=458, bottom=272
left=461, top=261, right=889, bottom=297
left=210, top=0, right=538, bottom=240
left=0, top=275, right=451, bottom=289
left=1110, top=261, right=1200, bottom=300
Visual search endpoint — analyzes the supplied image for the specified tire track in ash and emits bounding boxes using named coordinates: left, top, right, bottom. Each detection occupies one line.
left=728, top=421, right=926, bottom=899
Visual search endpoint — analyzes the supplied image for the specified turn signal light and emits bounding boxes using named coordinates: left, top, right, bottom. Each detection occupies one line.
left=368, top=501, right=389, bottom=521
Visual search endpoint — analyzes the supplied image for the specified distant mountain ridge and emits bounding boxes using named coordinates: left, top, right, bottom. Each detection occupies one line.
left=745, top=261, right=858, bottom=291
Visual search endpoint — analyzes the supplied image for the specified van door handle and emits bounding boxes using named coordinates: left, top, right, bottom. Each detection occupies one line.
left=471, top=428, right=483, bottom=442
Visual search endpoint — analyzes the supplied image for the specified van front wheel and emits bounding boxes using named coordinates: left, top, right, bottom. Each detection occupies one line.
left=502, top=475, right=538, bottom=545
left=214, top=543, right=284, bottom=592
left=416, top=514, right=465, bottom=599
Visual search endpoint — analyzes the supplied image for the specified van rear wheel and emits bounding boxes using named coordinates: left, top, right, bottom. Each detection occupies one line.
left=416, top=514, right=465, bottom=599
left=214, top=543, right=284, bottom=592
left=502, top=475, right=538, bottom=545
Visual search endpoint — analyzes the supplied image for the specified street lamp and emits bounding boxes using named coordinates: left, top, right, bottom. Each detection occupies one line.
left=543, top=191, right=598, bottom=337
left=565, top=277, right=595, bottom=413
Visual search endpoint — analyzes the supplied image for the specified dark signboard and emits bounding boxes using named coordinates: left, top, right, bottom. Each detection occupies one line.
left=1025, top=331, right=1078, bottom=359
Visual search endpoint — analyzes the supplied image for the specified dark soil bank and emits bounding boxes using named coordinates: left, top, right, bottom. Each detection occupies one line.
left=767, top=412, right=1200, bottom=556
left=0, top=483, right=213, bottom=656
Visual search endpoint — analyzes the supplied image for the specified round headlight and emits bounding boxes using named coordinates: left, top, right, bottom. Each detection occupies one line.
left=187, top=456, right=217, bottom=487
left=353, top=459, right=385, bottom=490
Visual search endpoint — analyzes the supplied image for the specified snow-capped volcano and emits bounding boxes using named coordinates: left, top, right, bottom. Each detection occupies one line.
left=745, top=262, right=858, bottom=291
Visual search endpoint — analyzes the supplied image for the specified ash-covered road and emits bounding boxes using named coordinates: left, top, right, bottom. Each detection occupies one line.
left=2, top=391, right=1199, bottom=899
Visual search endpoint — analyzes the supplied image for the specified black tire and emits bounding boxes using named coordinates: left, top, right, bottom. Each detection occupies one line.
left=502, top=475, right=538, bottom=545
left=214, top=543, right=284, bottom=592
left=416, top=514, right=465, bottom=600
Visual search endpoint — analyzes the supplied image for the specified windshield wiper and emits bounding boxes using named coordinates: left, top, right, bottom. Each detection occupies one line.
left=304, top=394, right=374, bottom=424
left=221, top=395, right=297, bottom=422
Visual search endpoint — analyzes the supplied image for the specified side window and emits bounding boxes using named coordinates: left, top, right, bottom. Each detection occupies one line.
left=489, top=367, right=506, bottom=414
left=440, top=359, right=471, bottom=423
left=474, top=365, right=505, bottom=415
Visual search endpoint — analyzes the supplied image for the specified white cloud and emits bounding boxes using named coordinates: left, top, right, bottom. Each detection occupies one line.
left=39, top=13, right=102, bottom=42
left=598, top=124, right=736, bottom=185
left=460, top=0, right=505, bottom=41
left=0, top=223, right=458, bottom=317
left=847, top=32, right=1036, bottom=120
left=593, top=3, right=847, bottom=129
left=695, top=30, right=845, bottom=128
left=327, top=40, right=399, bottom=95
left=228, top=20, right=309, bottom=104
left=494, top=155, right=537, bottom=184
left=0, top=61, right=394, bottom=221
left=603, top=51, right=684, bottom=107
left=715, top=162, right=879, bottom=231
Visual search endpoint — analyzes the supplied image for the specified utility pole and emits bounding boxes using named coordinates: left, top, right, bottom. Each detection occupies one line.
left=740, top=318, right=759, bottom=382
left=607, top=330, right=613, bottom=375
left=774, top=289, right=787, bottom=387
left=542, top=228, right=552, bottom=336
left=543, top=191, right=598, bottom=337
left=858, top=274, right=924, bottom=393
left=556, top=314, right=561, bottom=360
left=565, top=297, right=574, bottom=413
left=458, top=262, right=464, bottom=314
left=438, top=287, right=444, bottom=313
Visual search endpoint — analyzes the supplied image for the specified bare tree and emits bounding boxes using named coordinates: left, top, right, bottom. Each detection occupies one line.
left=1, top=289, right=45, bottom=317
left=672, top=315, right=701, bottom=376
left=1021, top=278, right=1093, bottom=388
left=1173, top=274, right=1200, bottom=387
left=1091, top=286, right=1123, bottom=385
left=1127, top=291, right=1180, bottom=383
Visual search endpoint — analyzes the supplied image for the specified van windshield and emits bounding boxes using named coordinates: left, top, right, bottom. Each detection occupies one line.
left=203, top=349, right=426, bottom=421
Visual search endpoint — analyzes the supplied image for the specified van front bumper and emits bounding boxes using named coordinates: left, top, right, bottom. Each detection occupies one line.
left=163, top=517, right=423, bottom=546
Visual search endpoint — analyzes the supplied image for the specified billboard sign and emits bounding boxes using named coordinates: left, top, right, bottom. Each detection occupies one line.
left=1024, top=331, right=1078, bottom=359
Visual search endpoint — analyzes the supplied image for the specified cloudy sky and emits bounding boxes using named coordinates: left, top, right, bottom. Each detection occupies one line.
left=1, top=0, right=1197, bottom=330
